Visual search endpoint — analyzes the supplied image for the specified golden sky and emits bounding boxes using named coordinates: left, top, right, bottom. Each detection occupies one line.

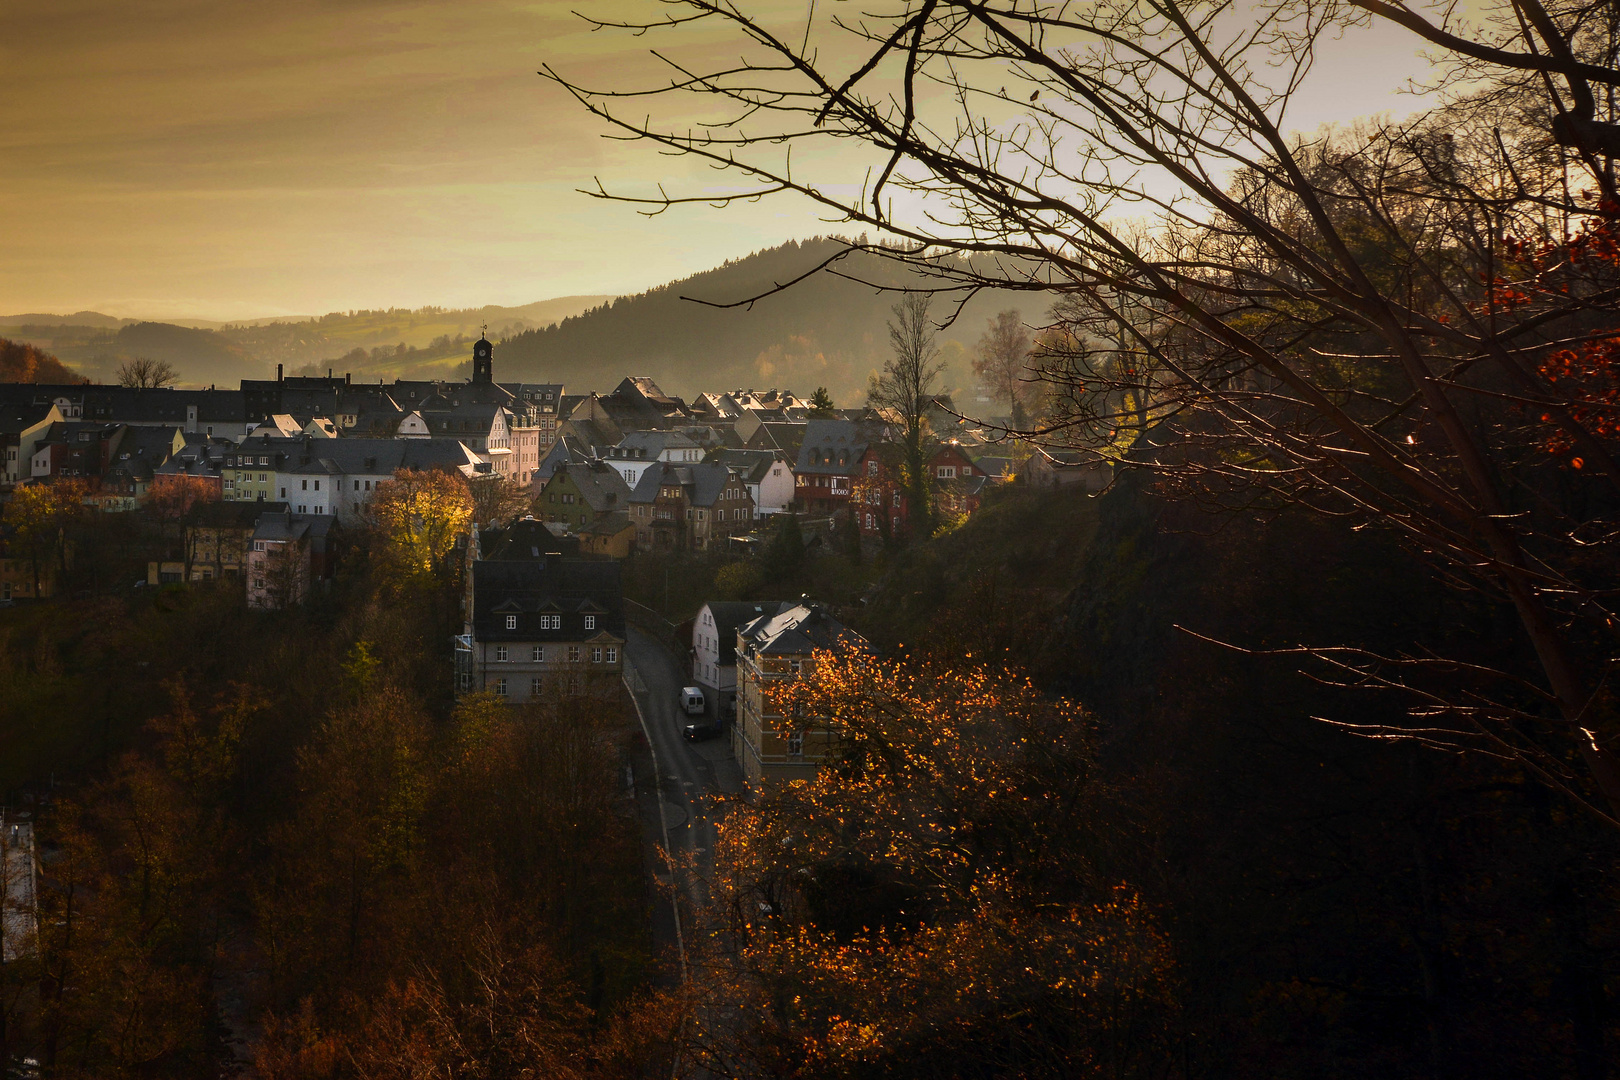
left=0, top=0, right=1442, bottom=321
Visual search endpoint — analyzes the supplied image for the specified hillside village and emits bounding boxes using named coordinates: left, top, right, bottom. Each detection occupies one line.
left=0, top=335, right=1105, bottom=605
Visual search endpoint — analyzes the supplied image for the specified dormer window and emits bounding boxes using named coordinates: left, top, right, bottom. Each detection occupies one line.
left=585, top=616, right=596, bottom=630
left=505, top=615, right=518, bottom=630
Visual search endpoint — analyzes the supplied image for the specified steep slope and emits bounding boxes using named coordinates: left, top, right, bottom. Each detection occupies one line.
left=496, top=239, right=1045, bottom=402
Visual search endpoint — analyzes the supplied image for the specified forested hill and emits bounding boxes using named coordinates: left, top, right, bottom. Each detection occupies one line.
left=0, top=337, right=82, bottom=383
left=496, top=239, right=1044, bottom=403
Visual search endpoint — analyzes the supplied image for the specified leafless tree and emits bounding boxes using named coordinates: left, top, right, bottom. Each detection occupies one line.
left=545, top=0, right=1620, bottom=823
left=469, top=474, right=533, bottom=528
left=974, top=309, right=1034, bottom=427
left=115, top=357, right=178, bottom=389
left=870, top=294, right=946, bottom=538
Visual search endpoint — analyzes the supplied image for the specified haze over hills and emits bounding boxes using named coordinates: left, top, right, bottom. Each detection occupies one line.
left=0, top=296, right=612, bottom=387
left=497, top=238, right=1042, bottom=404
left=1, top=241, right=1050, bottom=402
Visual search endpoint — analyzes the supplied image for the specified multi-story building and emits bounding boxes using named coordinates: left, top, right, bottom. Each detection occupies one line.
left=148, top=500, right=285, bottom=585
left=602, top=430, right=705, bottom=487
left=733, top=599, right=861, bottom=788
left=537, top=459, right=632, bottom=533
left=459, top=547, right=626, bottom=703
left=246, top=511, right=334, bottom=610
left=709, top=448, right=795, bottom=519
left=221, top=437, right=480, bottom=523
left=627, top=461, right=756, bottom=551
left=794, top=419, right=880, bottom=518
left=693, top=600, right=791, bottom=718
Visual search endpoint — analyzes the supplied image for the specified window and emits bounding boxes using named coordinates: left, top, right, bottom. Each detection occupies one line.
left=592, top=646, right=603, bottom=663
left=938, top=466, right=956, bottom=479
left=314, top=480, right=320, bottom=490
left=354, top=501, right=360, bottom=513
left=787, top=731, right=804, bottom=757
left=505, top=615, right=518, bottom=630
left=315, top=505, right=323, bottom=514
left=353, top=480, right=359, bottom=490
left=606, top=647, right=618, bottom=664
left=364, top=480, right=371, bottom=491
left=532, top=645, right=544, bottom=661
left=495, top=646, right=508, bottom=662
left=543, top=614, right=560, bottom=630
left=281, top=487, right=287, bottom=497
left=531, top=677, right=544, bottom=696
left=254, top=541, right=264, bottom=551
left=495, top=678, right=508, bottom=696
left=258, top=456, right=267, bottom=465
left=584, top=615, right=596, bottom=630
left=301, top=479, right=307, bottom=490
left=254, top=578, right=265, bottom=589
left=568, top=645, right=581, bottom=662
left=868, top=460, right=878, bottom=476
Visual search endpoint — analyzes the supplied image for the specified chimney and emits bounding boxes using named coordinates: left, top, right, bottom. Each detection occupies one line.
left=277, top=363, right=283, bottom=382
left=346, top=372, right=351, bottom=385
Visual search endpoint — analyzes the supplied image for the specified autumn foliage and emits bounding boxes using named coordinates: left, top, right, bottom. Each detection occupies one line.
left=685, top=651, right=1178, bottom=1078
left=367, top=467, right=473, bottom=592
left=0, top=338, right=81, bottom=384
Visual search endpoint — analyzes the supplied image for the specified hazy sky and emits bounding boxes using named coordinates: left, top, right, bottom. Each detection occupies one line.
left=1, top=0, right=1444, bottom=321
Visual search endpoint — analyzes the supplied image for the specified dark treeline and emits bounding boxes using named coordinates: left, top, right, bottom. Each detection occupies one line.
left=497, top=239, right=1031, bottom=401
left=0, top=500, right=670, bottom=1079
left=833, top=477, right=1620, bottom=1077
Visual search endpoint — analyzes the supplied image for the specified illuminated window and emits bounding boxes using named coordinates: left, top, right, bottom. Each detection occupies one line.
left=505, top=615, right=517, bottom=629
left=584, top=616, right=596, bottom=630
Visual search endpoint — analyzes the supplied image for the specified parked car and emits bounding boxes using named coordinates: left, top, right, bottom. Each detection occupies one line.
left=679, top=686, right=706, bottom=715
left=683, top=719, right=726, bottom=742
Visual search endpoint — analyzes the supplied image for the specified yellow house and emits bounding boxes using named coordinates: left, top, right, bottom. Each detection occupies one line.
left=733, top=599, right=862, bottom=789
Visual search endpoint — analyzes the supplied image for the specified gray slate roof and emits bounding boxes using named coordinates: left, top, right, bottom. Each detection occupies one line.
left=471, top=558, right=626, bottom=643
left=795, top=419, right=869, bottom=476
left=626, top=461, right=739, bottom=507
left=737, top=601, right=862, bottom=657
left=703, top=600, right=792, bottom=666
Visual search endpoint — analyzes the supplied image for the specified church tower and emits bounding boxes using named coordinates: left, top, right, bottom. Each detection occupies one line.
left=472, top=334, right=493, bottom=385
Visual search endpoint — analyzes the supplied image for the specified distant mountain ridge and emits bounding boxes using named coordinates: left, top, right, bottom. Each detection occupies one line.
left=496, top=238, right=1042, bottom=403
left=2, top=243, right=1053, bottom=400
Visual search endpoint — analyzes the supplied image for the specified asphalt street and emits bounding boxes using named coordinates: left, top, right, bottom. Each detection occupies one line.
left=624, top=625, right=743, bottom=974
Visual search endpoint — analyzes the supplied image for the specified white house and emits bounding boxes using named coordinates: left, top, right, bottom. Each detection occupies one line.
left=711, top=449, right=795, bottom=518
left=603, top=430, right=703, bottom=488
left=692, top=600, right=792, bottom=716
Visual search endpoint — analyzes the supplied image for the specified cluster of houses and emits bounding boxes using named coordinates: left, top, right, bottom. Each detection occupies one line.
left=1, top=336, right=1110, bottom=604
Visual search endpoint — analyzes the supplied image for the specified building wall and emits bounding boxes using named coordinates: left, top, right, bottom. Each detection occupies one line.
left=247, top=539, right=309, bottom=610
left=476, top=637, right=624, bottom=701
left=756, top=461, right=795, bottom=516
left=734, top=644, right=836, bottom=789
left=692, top=606, right=737, bottom=701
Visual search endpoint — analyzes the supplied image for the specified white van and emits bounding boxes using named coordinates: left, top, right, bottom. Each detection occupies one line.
left=680, top=686, right=706, bottom=715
